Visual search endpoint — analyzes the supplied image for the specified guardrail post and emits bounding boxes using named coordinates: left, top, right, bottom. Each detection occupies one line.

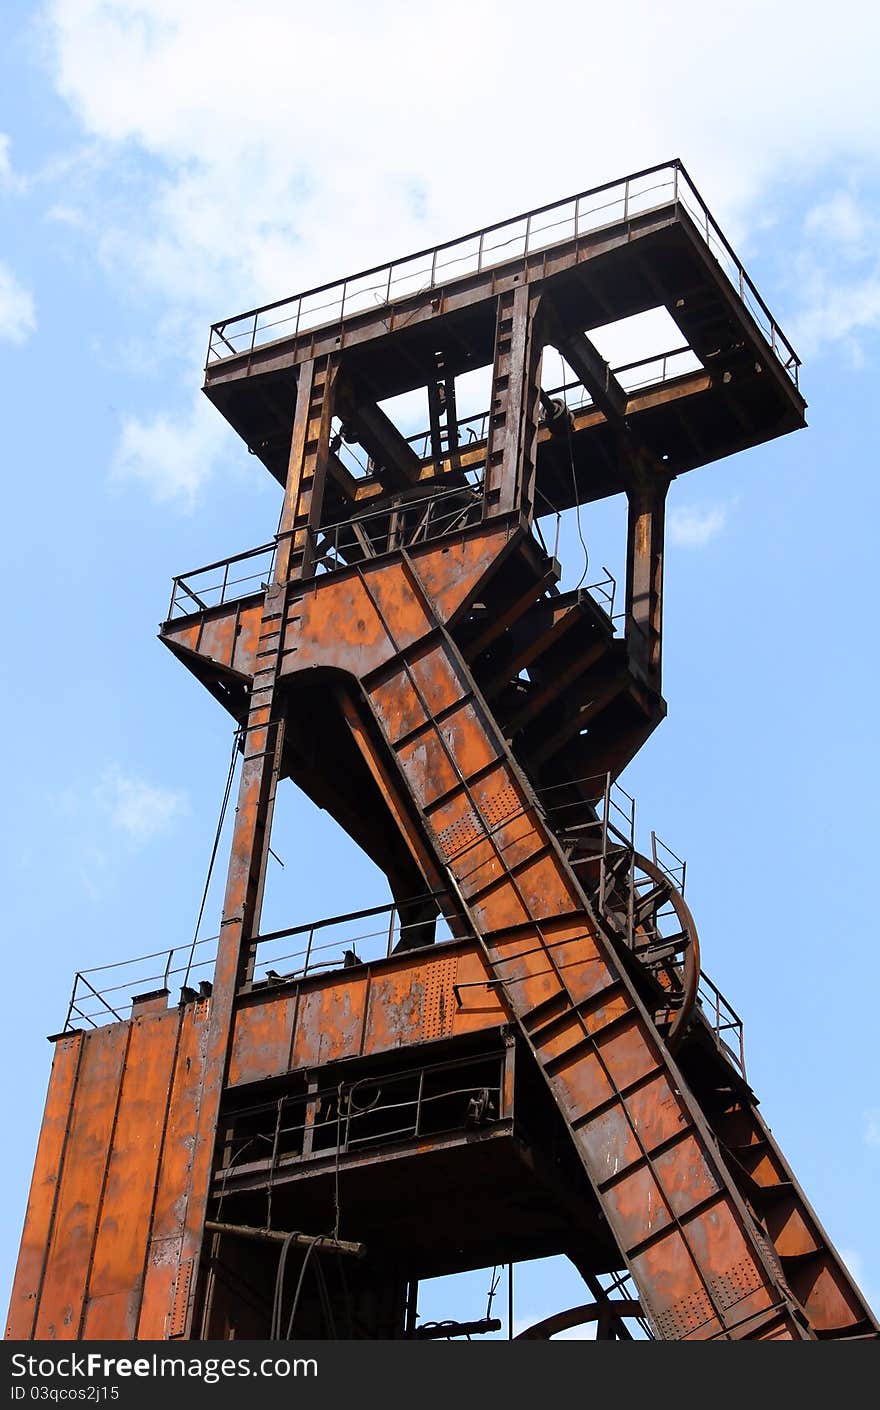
left=387, top=906, right=397, bottom=957
left=303, top=926, right=315, bottom=977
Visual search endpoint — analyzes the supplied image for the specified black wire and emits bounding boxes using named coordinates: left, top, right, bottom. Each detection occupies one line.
left=182, top=726, right=242, bottom=989
left=285, top=1236, right=326, bottom=1339
left=271, top=1231, right=298, bottom=1341
left=333, top=1083, right=344, bottom=1240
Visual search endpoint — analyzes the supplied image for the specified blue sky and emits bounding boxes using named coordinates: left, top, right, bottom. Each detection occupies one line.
left=2, top=0, right=879, bottom=1336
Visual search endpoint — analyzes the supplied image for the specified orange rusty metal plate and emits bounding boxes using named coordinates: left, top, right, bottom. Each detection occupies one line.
left=5, top=1034, right=82, bottom=1339
left=137, top=1005, right=207, bottom=1339
left=788, top=1259, right=866, bottom=1331
left=763, top=1202, right=820, bottom=1260
left=82, top=1010, right=181, bottom=1335
left=197, top=612, right=239, bottom=670
left=80, top=1290, right=140, bottom=1342
left=408, top=641, right=465, bottom=718
left=232, top=603, right=262, bottom=675
left=290, top=976, right=370, bottom=1067
left=34, top=1023, right=130, bottom=1339
left=370, top=664, right=429, bottom=745
left=229, top=994, right=297, bottom=1086
left=228, top=946, right=503, bottom=1086
left=410, top=525, right=517, bottom=625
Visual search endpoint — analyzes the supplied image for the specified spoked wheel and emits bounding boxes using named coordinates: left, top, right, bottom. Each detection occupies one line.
left=515, top=1298, right=648, bottom=1340
left=596, top=849, right=700, bottom=1051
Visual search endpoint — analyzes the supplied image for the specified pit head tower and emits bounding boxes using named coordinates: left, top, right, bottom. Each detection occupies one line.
left=8, top=161, right=878, bottom=1342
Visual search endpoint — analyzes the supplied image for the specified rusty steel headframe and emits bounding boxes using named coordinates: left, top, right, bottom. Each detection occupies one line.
left=7, top=162, right=878, bottom=1343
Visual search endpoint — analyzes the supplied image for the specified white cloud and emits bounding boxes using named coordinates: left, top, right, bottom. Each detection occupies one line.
left=0, top=131, right=30, bottom=195
left=668, top=502, right=729, bottom=549
left=0, top=261, right=37, bottom=343
left=94, top=765, right=187, bottom=843
left=37, top=1, right=880, bottom=498
left=46, top=202, right=87, bottom=227
left=866, top=1109, right=880, bottom=1149
left=793, top=274, right=880, bottom=360
left=43, top=0, right=880, bottom=308
left=112, top=392, right=229, bottom=508
left=791, top=190, right=880, bottom=358
left=805, top=191, right=870, bottom=250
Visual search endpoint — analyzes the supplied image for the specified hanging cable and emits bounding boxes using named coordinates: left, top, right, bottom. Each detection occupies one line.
left=333, top=1081, right=345, bottom=1241
left=182, top=726, right=242, bottom=989
left=271, top=1230, right=299, bottom=1341
left=285, top=1236, right=327, bottom=1339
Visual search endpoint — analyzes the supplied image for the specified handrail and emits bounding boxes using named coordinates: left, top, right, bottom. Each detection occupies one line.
left=211, top=159, right=679, bottom=333
left=60, top=891, right=457, bottom=1033
left=204, top=159, right=800, bottom=388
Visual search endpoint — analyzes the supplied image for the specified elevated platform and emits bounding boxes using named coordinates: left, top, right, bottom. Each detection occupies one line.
left=202, top=161, right=805, bottom=507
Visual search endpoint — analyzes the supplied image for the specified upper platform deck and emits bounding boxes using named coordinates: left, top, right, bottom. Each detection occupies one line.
left=202, top=160, right=805, bottom=505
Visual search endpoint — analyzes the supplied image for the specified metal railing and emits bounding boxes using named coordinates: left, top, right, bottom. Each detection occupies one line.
left=167, top=540, right=276, bottom=619
left=401, top=344, right=704, bottom=464
left=164, top=518, right=619, bottom=625
left=537, top=772, right=746, bottom=1070
left=218, top=1048, right=506, bottom=1179
left=60, top=893, right=459, bottom=1032
left=61, top=932, right=222, bottom=1033
left=206, top=159, right=799, bottom=387
left=651, top=831, right=687, bottom=896
left=697, top=972, right=746, bottom=1077
left=310, top=482, right=484, bottom=572
left=249, top=893, right=456, bottom=984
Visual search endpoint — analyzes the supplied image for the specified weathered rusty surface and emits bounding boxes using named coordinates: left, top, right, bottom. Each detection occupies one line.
left=229, top=941, right=503, bottom=1086
left=5, top=1034, right=82, bottom=1339
left=33, top=1024, right=130, bottom=1339
left=271, top=532, right=808, bottom=1339
left=11, top=170, right=876, bottom=1343
left=81, top=1012, right=181, bottom=1338
left=137, top=1004, right=208, bottom=1339
left=7, top=1004, right=211, bottom=1342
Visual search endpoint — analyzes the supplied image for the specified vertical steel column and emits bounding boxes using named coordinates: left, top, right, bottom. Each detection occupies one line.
left=173, top=364, right=332, bottom=1337
left=276, top=355, right=338, bottom=583
left=625, top=470, right=669, bottom=687
left=483, top=286, right=544, bottom=521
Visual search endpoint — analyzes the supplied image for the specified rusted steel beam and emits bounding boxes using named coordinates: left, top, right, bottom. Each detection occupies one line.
left=464, top=568, right=559, bottom=662
left=525, top=665, right=631, bottom=770
left=337, top=385, right=422, bottom=490
left=625, top=471, right=669, bottom=687
left=505, top=641, right=609, bottom=735
left=554, top=327, right=628, bottom=424
left=483, top=286, right=544, bottom=519
left=276, top=356, right=338, bottom=581
left=204, top=1222, right=365, bottom=1259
